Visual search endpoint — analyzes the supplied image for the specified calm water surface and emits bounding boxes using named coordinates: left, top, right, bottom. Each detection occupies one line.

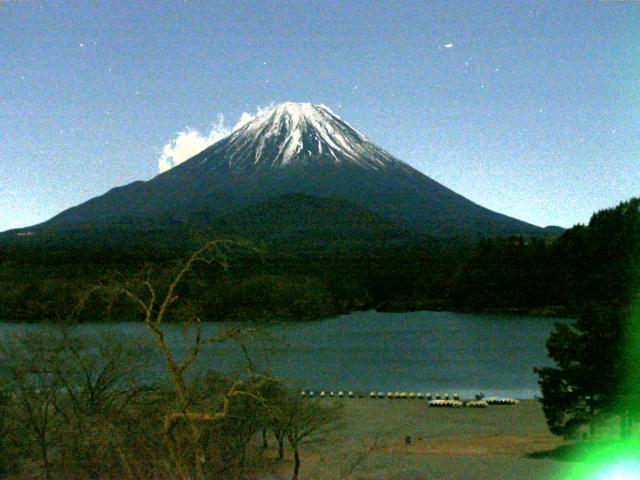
left=1, top=310, right=569, bottom=399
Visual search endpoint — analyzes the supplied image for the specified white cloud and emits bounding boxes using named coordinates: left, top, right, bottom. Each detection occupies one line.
left=158, top=104, right=274, bottom=173
left=444, top=43, right=454, bottom=49
left=234, top=112, right=256, bottom=130
left=231, top=103, right=274, bottom=131
left=158, top=114, right=229, bottom=173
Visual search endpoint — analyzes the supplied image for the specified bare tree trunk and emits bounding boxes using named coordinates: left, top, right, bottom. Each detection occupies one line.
left=262, top=428, right=268, bottom=449
left=100, top=240, right=257, bottom=480
left=39, top=439, right=51, bottom=480
left=292, top=448, right=300, bottom=480
left=278, top=436, right=284, bottom=459
left=193, top=446, right=204, bottom=480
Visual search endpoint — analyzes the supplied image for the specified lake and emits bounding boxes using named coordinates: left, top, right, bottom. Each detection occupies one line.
left=0, top=310, right=569, bottom=399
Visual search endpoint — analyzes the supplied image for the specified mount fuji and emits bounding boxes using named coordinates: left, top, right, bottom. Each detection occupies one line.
left=16, top=102, right=549, bottom=239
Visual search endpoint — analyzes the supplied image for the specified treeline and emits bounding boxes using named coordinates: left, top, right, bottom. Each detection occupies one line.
left=0, top=197, right=637, bottom=322
left=0, top=231, right=466, bottom=322
left=450, top=197, right=639, bottom=315
left=533, top=199, right=639, bottom=441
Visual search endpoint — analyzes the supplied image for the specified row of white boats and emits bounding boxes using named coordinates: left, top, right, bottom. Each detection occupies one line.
left=299, top=390, right=519, bottom=407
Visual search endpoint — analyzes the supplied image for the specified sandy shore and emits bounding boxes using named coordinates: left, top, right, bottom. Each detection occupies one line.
left=261, top=399, right=574, bottom=480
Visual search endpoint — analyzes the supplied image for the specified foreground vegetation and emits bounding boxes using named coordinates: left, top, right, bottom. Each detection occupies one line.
left=0, top=241, right=341, bottom=480
left=534, top=198, right=640, bottom=454
left=0, top=329, right=340, bottom=480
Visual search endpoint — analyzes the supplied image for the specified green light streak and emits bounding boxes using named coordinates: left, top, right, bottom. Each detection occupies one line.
left=560, top=439, right=640, bottom=480
left=593, top=461, right=640, bottom=480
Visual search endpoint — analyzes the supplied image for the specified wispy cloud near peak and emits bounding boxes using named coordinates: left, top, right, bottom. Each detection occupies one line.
left=157, top=103, right=274, bottom=173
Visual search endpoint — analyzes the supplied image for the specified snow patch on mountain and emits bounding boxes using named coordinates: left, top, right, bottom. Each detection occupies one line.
left=198, top=102, right=410, bottom=171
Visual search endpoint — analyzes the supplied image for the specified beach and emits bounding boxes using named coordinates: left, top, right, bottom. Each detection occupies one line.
left=261, top=399, right=573, bottom=479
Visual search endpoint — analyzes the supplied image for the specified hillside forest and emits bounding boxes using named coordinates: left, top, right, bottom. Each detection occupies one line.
left=0, top=197, right=637, bottom=323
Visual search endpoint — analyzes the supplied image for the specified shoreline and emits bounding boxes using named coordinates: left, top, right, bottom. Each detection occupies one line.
left=0, top=306, right=575, bottom=324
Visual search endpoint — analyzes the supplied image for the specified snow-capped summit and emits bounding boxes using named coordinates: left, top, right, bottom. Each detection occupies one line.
left=195, top=102, right=407, bottom=171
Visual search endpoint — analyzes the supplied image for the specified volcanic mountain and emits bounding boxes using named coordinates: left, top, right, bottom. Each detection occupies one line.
left=19, top=102, right=547, bottom=239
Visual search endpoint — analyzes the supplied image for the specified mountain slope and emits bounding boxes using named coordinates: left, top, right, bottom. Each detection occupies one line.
left=17, top=102, right=547, bottom=239
left=211, top=192, right=417, bottom=244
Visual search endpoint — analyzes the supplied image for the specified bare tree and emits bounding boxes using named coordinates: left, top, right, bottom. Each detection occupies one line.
left=256, top=378, right=290, bottom=460
left=284, top=395, right=341, bottom=480
left=1, top=332, right=62, bottom=480
left=0, top=327, right=155, bottom=479
left=49, top=330, right=152, bottom=478
left=90, top=239, right=264, bottom=480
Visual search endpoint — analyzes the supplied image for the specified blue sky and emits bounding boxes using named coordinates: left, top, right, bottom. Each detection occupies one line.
left=1, top=0, right=638, bottom=231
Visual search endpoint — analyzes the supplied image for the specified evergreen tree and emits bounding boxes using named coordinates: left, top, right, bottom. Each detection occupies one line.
left=535, top=198, right=640, bottom=439
left=535, top=303, right=627, bottom=438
